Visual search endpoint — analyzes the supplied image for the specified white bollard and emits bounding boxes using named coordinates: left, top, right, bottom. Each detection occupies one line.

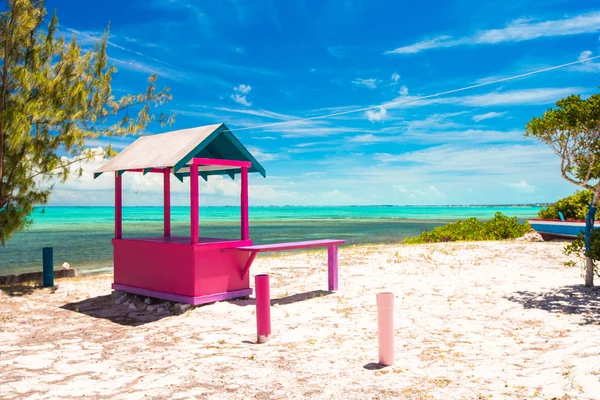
left=377, top=292, right=395, bottom=366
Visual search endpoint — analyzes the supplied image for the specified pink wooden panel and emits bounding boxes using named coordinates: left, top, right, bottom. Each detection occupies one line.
left=193, top=247, right=251, bottom=296
left=241, top=167, right=249, bottom=240
left=255, top=274, right=271, bottom=343
left=190, top=164, right=199, bottom=244
left=112, top=284, right=252, bottom=306
left=192, top=157, right=252, bottom=168
left=115, top=237, right=252, bottom=251
left=236, top=239, right=346, bottom=252
left=115, top=173, right=122, bottom=239
left=328, top=245, right=338, bottom=291
left=124, top=168, right=169, bottom=174
left=164, top=169, right=171, bottom=237
left=113, top=240, right=196, bottom=296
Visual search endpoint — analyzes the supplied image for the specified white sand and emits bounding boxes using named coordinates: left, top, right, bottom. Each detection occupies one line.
left=1, top=241, right=599, bottom=399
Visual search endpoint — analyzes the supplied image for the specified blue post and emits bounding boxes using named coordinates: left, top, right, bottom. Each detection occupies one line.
left=42, top=247, right=54, bottom=287
left=584, top=200, right=596, bottom=255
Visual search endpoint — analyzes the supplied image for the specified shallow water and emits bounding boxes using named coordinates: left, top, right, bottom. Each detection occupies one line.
left=0, top=205, right=541, bottom=275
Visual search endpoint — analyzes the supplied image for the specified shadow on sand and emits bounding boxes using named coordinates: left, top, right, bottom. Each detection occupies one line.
left=363, top=363, right=387, bottom=370
left=61, top=289, right=333, bottom=327
left=61, top=294, right=173, bottom=327
left=505, top=284, right=600, bottom=325
left=231, top=289, right=333, bottom=307
left=0, top=284, right=58, bottom=297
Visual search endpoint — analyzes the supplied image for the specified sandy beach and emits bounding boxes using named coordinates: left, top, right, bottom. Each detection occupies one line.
left=1, top=240, right=599, bottom=399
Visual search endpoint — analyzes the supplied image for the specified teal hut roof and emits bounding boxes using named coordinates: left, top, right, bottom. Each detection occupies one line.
left=94, top=123, right=266, bottom=179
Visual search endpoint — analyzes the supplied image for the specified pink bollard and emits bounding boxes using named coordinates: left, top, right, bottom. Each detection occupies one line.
left=377, top=292, right=395, bottom=366
left=255, top=274, right=271, bottom=343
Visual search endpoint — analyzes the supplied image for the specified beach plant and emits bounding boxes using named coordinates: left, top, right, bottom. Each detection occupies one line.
left=563, top=230, right=600, bottom=279
left=537, top=190, right=596, bottom=220
left=0, top=0, right=174, bottom=244
left=403, top=212, right=529, bottom=244
left=526, top=90, right=600, bottom=286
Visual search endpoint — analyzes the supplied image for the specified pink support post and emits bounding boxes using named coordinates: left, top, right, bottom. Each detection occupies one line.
left=190, top=164, right=199, bottom=244
left=163, top=169, right=171, bottom=237
left=328, top=245, right=338, bottom=291
left=115, top=173, right=122, bottom=239
left=255, top=274, right=271, bottom=343
left=241, top=167, right=249, bottom=241
left=377, top=292, right=395, bottom=366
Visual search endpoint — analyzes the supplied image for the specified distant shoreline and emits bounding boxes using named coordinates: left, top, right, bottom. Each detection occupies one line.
left=40, top=204, right=551, bottom=208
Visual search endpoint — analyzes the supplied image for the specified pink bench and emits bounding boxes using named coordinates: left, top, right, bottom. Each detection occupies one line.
left=235, top=239, right=346, bottom=291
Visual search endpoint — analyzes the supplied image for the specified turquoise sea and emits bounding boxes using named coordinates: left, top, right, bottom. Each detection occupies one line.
left=0, top=205, right=542, bottom=276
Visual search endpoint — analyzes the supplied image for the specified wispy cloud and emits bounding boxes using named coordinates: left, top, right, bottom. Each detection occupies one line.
left=390, top=87, right=582, bottom=109
left=246, top=145, right=284, bottom=162
left=350, top=134, right=389, bottom=144
left=352, top=78, right=379, bottom=89
left=504, top=180, right=535, bottom=192
left=365, top=107, right=388, bottom=122
left=192, top=105, right=293, bottom=121
left=61, top=25, right=170, bottom=66
left=385, top=11, right=600, bottom=55
left=231, top=84, right=253, bottom=107
left=472, top=111, right=507, bottom=122
left=569, top=50, right=600, bottom=73
left=85, top=139, right=132, bottom=150
left=351, top=128, right=526, bottom=146
left=411, top=185, right=445, bottom=198
left=373, top=144, right=556, bottom=176
left=327, top=46, right=351, bottom=59
left=391, top=72, right=400, bottom=83
left=399, top=85, right=409, bottom=96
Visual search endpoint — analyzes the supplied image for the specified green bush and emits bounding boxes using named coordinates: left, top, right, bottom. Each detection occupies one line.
left=563, top=230, right=600, bottom=278
left=404, top=212, right=530, bottom=244
left=537, top=190, right=595, bottom=220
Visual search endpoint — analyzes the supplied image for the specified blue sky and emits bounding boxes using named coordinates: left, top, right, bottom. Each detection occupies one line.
left=45, top=0, right=600, bottom=206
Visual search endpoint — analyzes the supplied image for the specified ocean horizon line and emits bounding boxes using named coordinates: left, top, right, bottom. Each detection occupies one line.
left=40, top=203, right=550, bottom=208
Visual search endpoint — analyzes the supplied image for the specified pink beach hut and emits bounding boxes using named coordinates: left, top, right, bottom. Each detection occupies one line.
left=94, top=123, right=345, bottom=305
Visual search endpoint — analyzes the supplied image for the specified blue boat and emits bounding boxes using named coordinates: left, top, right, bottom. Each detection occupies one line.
left=527, top=218, right=600, bottom=240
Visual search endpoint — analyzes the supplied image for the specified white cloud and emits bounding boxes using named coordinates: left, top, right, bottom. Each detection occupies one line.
left=195, top=105, right=291, bottom=120
left=385, top=11, right=600, bottom=55
left=45, top=148, right=320, bottom=206
left=373, top=144, right=556, bottom=176
left=391, top=72, right=400, bottom=83
left=569, top=50, right=600, bottom=73
left=399, top=85, right=409, bottom=96
left=472, top=111, right=507, bottom=122
left=410, top=185, right=445, bottom=199
left=365, top=107, right=388, bottom=122
left=246, top=145, right=282, bottom=162
left=231, top=84, right=252, bottom=107
left=390, top=87, right=581, bottom=109
left=303, top=172, right=324, bottom=177
left=374, top=128, right=526, bottom=145
left=393, top=185, right=407, bottom=193
left=352, top=78, right=379, bottom=89
left=505, top=180, right=535, bottom=193
left=457, top=88, right=574, bottom=107
left=387, top=35, right=453, bottom=55
left=350, top=133, right=389, bottom=143
left=84, top=138, right=134, bottom=150
left=327, top=46, right=348, bottom=59
left=579, top=50, right=593, bottom=61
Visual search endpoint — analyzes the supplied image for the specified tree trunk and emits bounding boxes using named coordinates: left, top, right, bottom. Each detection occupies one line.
left=584, top=190, right=599, bottom=287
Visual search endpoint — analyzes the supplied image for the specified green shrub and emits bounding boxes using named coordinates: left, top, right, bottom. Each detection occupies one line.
left=404, top=212, right=530, bottom=244
left=563, top=230, right=600, bottom=278
left=537, top=190, right=595, bottom=220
